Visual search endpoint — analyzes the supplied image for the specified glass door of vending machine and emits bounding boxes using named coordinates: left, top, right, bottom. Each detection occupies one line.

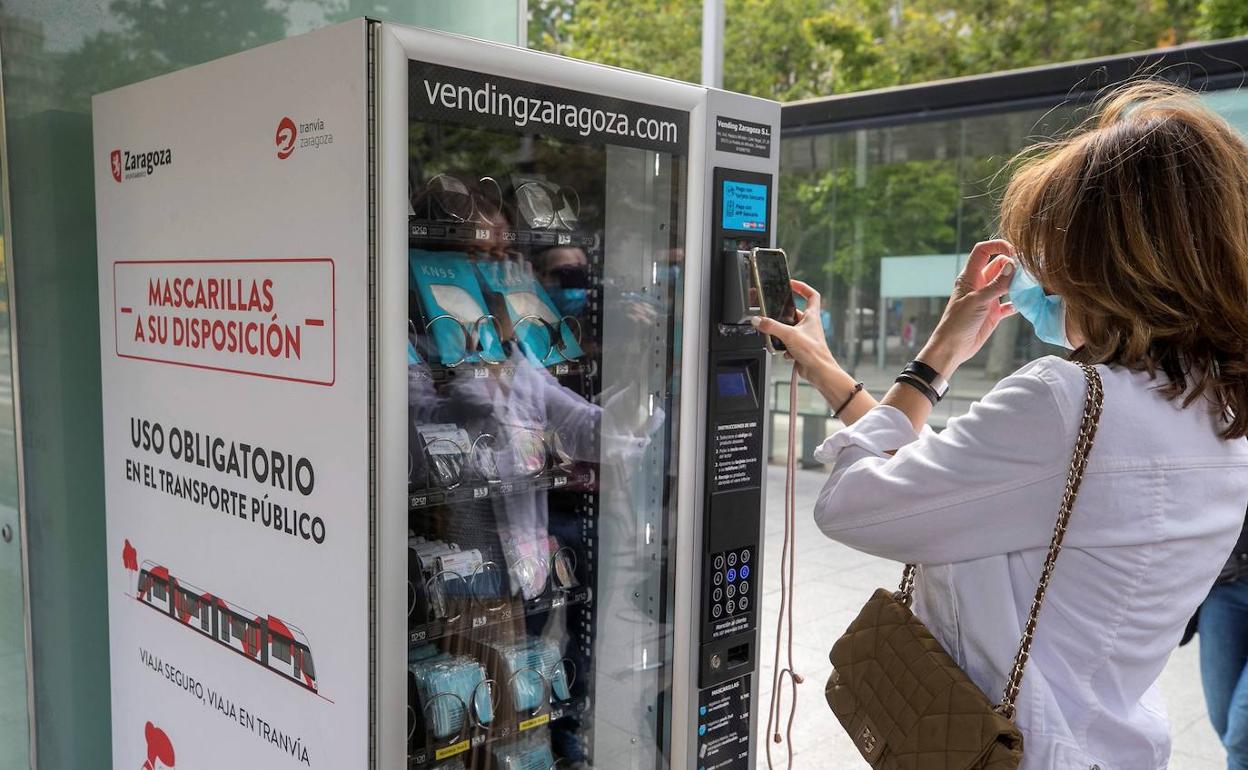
left=391, top=37, right=695, bottom=770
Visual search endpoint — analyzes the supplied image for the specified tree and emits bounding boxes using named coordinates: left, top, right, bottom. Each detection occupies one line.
left=59, top=0, right=290, bottom=112
left=1198, top=0, right=1248, bottom=37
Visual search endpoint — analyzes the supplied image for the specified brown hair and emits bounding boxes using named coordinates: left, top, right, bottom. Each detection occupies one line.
left=1000, top=81, right=1248, bottom=439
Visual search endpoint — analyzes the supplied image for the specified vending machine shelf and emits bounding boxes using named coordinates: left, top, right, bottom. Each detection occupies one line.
left=408, top=700, right=582, bottom=770
left=409, top=359, right=591, bottom=385
left=408, top=219, right=599, bottom=251
left=408, top=468, right=596, bottom=511
left=408, top=585, right=593, bottom=646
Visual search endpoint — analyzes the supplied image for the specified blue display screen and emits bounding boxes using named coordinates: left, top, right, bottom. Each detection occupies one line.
left=721, top=181, right=768, bottom=232
left=717, top=371, right=749, bottom=398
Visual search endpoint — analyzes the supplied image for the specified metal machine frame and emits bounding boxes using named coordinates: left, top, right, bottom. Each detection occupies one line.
left=374, top=21, right=781, bottom=769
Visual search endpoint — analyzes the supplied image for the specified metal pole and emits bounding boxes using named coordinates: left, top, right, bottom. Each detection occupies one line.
left=701, top=0, right=724, bottom=88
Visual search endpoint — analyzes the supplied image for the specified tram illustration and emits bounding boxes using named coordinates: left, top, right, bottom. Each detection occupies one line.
left=136, top=561, right=318, bottom=693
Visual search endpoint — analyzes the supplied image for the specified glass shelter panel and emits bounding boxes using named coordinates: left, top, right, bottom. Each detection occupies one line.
left=404, top=63, right=686, bottom=770
left=776, top=87, right=1248, bottom=456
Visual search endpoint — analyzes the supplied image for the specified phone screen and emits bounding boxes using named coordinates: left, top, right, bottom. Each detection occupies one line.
left=753, top=248, right=797, bottom=327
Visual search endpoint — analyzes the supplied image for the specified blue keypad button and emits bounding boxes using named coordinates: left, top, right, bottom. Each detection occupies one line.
left=727, top=567, right=737, bottom=582
left=740, top=565, right=750, bottom=580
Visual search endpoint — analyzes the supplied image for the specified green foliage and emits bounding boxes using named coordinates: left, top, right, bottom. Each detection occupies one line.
left=59, top=0, right=290, bottom=111
left=530, top=0, right=1247, bottom=354
left=1198, top=0, right=1248, bottom=38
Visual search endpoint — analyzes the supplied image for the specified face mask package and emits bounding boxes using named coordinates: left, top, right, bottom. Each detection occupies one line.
left=501, top=535, right=552, bottom=601
left=410, top=536, right=468, bottom=621
left=492, top=637, right=571, bottom=711
left=409, top=654, right=494, bottom=740
left=415, top=423, right=473, bottom=488
left=509, top=175, right=580, bottom=232
left=479, top=423, right=549, bottom=482
left=410, top=249, right=506, bottom=366
left=476, top=260, right=583, bottom=365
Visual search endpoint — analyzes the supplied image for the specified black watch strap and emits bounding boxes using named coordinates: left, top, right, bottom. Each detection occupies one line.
left=895, top=372, right=939, bottom=406
left=902, top=359, right=949, bottom=401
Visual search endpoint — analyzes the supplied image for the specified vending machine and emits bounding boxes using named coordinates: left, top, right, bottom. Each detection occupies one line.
left=93, top=18, right=779, bottom=770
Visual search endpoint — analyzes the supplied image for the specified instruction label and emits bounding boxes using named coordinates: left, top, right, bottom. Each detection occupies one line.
left=697, top=675, right=752, bottom=770
left=712, top=419, right=761, bottom=491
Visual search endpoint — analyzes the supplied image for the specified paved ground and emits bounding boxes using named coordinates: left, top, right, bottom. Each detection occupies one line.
left=756, top=463, right=1227, bottom=769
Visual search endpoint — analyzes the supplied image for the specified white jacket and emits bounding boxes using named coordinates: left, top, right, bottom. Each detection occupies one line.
left=812, top=356, right=1248, bottom=769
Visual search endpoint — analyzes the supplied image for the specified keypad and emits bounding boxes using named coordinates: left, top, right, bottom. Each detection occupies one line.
left=708, top=546, right=755, bottom=622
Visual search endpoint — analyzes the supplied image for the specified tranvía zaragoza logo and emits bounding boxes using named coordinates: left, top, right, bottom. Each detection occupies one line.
left=275, top=116, right=333, bottom=159
left=111, top=146, right=173, bottom=183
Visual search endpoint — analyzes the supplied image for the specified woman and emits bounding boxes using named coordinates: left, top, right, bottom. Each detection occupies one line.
left=754, top=82, right=1248, bottom=768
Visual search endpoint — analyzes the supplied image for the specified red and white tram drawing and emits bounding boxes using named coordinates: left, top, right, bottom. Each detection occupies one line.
left=136, top=560, right=319, bottom=693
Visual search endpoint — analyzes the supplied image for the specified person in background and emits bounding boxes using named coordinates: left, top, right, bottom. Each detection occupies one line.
left=902, top=315, right=917, bottom=352
left=1189, top=505, right=1248, bottom=770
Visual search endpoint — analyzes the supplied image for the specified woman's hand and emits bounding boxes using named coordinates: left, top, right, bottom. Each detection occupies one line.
left=919, top=240, right=1018, bottom=377
left=751, top=280, right=851, bottom=404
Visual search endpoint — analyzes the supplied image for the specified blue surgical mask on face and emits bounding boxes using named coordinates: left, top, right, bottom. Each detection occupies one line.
left=550, top=287, right=587, bottom=317
left=1008, top=263, right=1072, bottom=349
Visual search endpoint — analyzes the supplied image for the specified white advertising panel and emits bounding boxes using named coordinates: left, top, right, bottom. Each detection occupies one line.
left=93, top=21, right=371, bottom=770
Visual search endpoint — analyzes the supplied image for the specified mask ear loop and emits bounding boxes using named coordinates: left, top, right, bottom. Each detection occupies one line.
left=424, top=314, right=470, bottom=368
left=406, top=703, right=418, bottom=743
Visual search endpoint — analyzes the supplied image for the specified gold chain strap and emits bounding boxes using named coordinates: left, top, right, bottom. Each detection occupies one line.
left=893, top=362, right=1104, bottom=721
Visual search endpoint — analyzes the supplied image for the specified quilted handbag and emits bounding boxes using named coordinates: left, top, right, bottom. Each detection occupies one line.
left=825, top=361, right=1103, bottom=769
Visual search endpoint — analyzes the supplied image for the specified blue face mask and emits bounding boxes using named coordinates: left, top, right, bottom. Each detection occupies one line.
left=550, top=287, right=587, bottom=317
left=1008, top=264, right=1072, bottom=349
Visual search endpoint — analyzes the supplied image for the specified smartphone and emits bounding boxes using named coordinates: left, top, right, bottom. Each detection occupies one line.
left=749, top=248, right=797, bottom=352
